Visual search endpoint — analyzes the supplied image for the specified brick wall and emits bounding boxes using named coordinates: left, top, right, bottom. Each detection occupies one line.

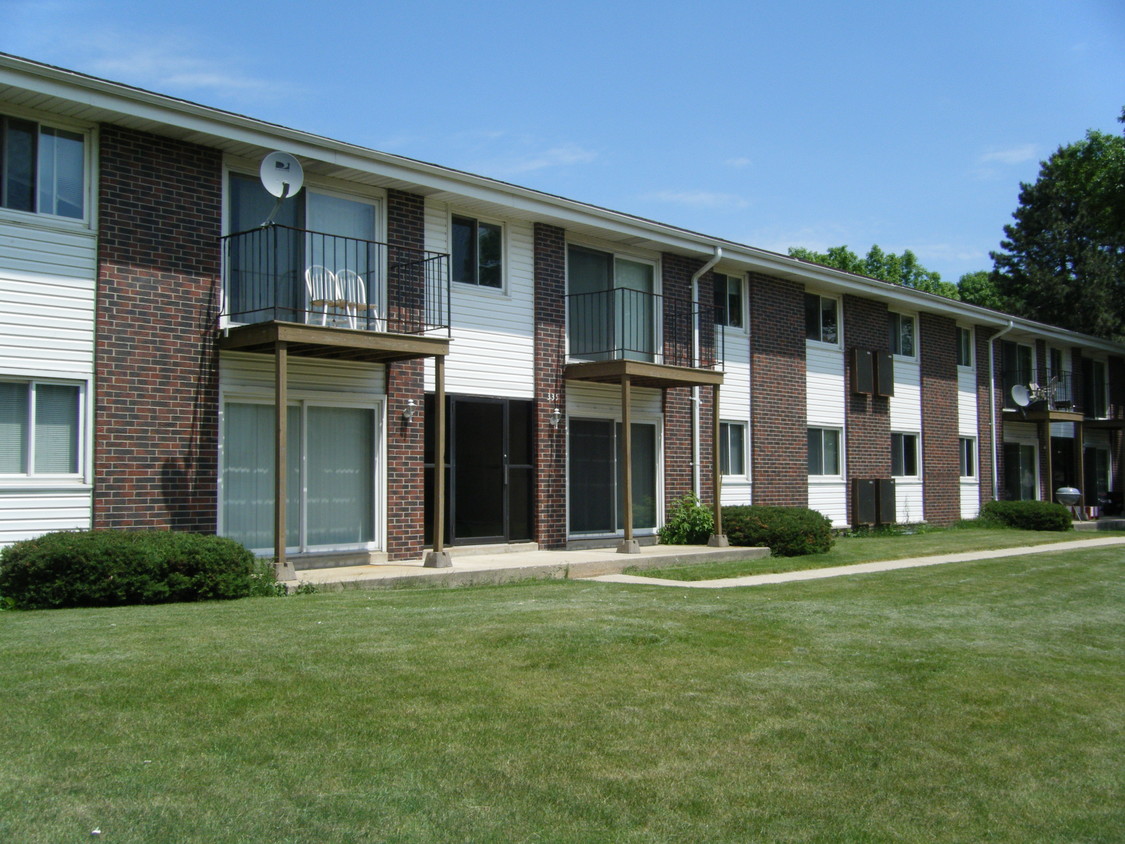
left=385, top=189, right=426, bottom=560
left=749, top=274, right=807, bottom=505
left=920, top=313, right=959, bottom=524
left=976, top=325, right=996, bottom=505
left=843, top=295, right=891, bottom=523
left=533, top=223, right=567, bottom=549
left=94, top=125, right=221, bottom=531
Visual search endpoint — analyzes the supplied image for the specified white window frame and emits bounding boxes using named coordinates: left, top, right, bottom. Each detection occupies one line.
left=808, top=427, right=843, bottom=477
left=0, top=377, right=88, bottom=482
left=719, top=420, right=747, bottom=477
left=450, top=212, right=506, bottom=291
left=713, top=272, right=747, bottom=331
left=889, top=312, right=917, bottom=359
left=0, top=107, right=94, bottom=230
left=891, top=432, right=920, bottom=478
left=804, top=293, right=840, bottom=346
left=959, top=436, right=976, bottom=480
left=956, top=326, right=974, bottom=369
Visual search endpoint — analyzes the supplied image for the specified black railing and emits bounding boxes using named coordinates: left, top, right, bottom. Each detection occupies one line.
left=1002, top=369, right=1077, bottom=412
left=221, top=225, right=450, bottom=335
left=566, top=289, right=722, bottom=369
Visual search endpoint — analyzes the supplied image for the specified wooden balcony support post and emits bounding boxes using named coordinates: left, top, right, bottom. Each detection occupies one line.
left=274, top=341, right=296, bottom=581
left=709, top=382, right=729, bottom=546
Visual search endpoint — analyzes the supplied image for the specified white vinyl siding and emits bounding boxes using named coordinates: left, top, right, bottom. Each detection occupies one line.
left=424, top=200, right=534, bottom=398
left=957, top=367, right=980, bottom=519
left=806, top=343, right=847, bottom=527
left=719, top=341, right=751, bottom=504
left=219, top=351, right=386, bottom=396
left=0, top=489, right=91, bottom=545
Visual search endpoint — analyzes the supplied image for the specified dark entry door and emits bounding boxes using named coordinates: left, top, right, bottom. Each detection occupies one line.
left=426, top=396, right=533, bottom=546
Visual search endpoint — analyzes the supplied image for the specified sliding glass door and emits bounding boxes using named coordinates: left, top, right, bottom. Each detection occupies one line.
left=568, top=418, right=657, bottom=535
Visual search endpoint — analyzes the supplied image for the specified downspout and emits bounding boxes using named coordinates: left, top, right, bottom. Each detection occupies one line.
left=989, top=320, right=1016, bottom=501
left=690, top=247, right=723, bottom=498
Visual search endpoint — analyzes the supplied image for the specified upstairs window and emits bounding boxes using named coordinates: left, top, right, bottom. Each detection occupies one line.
left=956, top=327, right=973, bottom=367
left=889, top=312, right=916, bottom=357
left=452, top=215, right=502, bottom=288
left=713, top=273, right=745, bottom=329
left=804, top=294, right=838, bottom=344
left=0, top=380, right=83, bottom=476
left=1, top=115, right=85, bottom=220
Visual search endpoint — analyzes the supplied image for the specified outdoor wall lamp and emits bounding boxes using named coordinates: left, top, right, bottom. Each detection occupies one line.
left=549, top=407, right=562, bottom=429
left=403, top=399, right=418, bottom=424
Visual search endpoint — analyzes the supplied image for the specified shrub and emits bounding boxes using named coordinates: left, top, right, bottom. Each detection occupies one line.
left=659, top=493, right=714, bottom=545
left=0, top=530, right=268, bottom=610
left=980, top=500, right=1073, bottom=532
left=722, top=505, right=834, bottom=556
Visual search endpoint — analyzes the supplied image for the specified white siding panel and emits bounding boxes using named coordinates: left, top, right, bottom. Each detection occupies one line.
left=896, top=480, right=925, bottom=523
left=0, top=269, right=96, bottom=376
left=0, top=489, right=92, bottom=545
left=721, top=482, right=752, bottom=506
left=220, top=351, right=386, bottom=395
left=806, top=344, right=845, bottom=426
left=424, top=202, right=535, bottom=398
left=957, top=369, right=978, bottom=437
left=567, top=382, right=662, bottom=419
left=890, top=358, right=922, bottom=431
left=720, top=331, right=751, bottom=419
left=0, top=220, right=98, bottom=279
left=809, top=480, right=848, bottom=527
left=960, top=481, right=980, bottom=520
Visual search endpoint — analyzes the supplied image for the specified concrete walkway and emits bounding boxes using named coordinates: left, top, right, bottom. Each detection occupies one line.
left=590, top=536, right=1125, bottom=589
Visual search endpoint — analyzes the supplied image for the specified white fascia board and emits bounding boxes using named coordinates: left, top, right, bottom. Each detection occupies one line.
left=4, top=55, right=1123, bottom=357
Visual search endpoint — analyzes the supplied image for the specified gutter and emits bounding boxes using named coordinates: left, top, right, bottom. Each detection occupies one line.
left=690, top=247, right=723, bottom=497
left=989, top=321, right=1016, bottom=501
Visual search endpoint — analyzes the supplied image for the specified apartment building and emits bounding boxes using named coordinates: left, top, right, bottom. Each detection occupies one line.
left=1, top=54, right=1122, bottom=573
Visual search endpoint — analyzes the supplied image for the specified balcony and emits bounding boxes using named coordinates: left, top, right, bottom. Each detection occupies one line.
left=565, top=288, right=724, bottom=388
left=1002, top=369, right=1082, bottom=419
left=219, top=225, right=450, bottom=363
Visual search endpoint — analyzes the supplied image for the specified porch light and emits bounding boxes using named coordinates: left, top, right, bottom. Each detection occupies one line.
left=403, top=399, right=418, bottom=423
left=549, top=407, right=562, bottom=429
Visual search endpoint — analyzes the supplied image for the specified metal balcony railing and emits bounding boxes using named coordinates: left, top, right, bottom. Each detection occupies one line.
left=1002, top=369, right=1077, bottom=412
left=566, top=288, right=723, bottom=369
left=221, top=225, right=450, bottom=335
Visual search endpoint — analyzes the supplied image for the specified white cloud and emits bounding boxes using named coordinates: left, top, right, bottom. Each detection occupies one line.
left=726, top=156, right=752, bottom=169
left=467, top=141, right=598, bottom=177
left=643, top=190, right=749, bottom=210
left=977, top=144, right=1038, bottom=166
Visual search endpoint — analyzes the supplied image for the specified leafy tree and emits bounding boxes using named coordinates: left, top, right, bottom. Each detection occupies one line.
left=788, top=244, right=960, bottom=298
left=991, top=111, right=1125, bottom=341
left=956, top=270, right=1007, bottom=311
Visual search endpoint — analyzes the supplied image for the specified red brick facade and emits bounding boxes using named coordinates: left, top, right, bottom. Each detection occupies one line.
left=533, top=223, right=568, bottom=549
left=749, top=274, right=807, bottom=506
left=975, top=325, right=996, bottom=506
left=94, top=125, right=221, bottom=532
left=384, top=189, right=426, bottom=560
left=843, top=295, right=891, bottom=522
left=919, top=313, right=959, bottom=524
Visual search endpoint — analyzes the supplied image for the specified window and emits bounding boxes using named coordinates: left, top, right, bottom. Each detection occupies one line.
left=567, top=245, right=655, bottom=362
left=719, top=421, right=746, bottom=475
left=1083, top=358, right=1108, bottom=418
left=452, top=215, right=502, bottom=288
left=808, top=428, right=841, bottom=475
left=956, top=327, right=973, bottom=367
left=959, top=437, right=976, bottom=478
left=891, top=433, right=919, bottom=477
left=713, top=273, right=744, bottom=328
left=0, top=380, right=82, bottom=475
left=1, top=115, right=85, bottom=219
left=804, top=294, right=838, bottom=344
left=889, top=312, right=916, bottom=357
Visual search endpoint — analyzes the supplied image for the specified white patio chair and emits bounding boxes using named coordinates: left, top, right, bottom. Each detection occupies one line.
left=303, top=265, right=339, bottom=326
left=335, top=268, right=379, bottom=330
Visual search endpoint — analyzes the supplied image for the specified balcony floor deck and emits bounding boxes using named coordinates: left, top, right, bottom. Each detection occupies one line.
left=219, top=320, right=449, bottom=363
left=564, top=359, right=723, bottom=389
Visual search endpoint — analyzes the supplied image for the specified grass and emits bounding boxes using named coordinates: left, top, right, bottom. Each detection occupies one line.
left=1, top=546, right=1123, bottom=842
left=634, top=524, right=1125, bottom=581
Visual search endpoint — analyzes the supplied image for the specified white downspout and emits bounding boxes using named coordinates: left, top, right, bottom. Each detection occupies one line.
left=989, top=320, right=1016, bottom=501
left=691, top=247, right=723, bottom=497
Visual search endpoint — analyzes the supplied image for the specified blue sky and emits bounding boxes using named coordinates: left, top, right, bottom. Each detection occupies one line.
left=4, top=0, right=1123, bottom=282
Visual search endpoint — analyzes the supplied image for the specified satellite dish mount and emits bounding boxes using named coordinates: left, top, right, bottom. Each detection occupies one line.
left=258, top=152, right=304, bottom=227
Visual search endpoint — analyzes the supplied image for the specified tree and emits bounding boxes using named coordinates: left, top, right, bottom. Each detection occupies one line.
left=991, top=111, right=1125, bottom=341
left=956, top=270, right=1007, bottom=311
left=787, top=244, right=960, bottom=299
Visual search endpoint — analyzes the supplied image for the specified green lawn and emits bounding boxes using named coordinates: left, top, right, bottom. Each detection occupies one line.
left=634, top=525, right=1125, bottom=581
left=1, top=547, right=1123, bottom=842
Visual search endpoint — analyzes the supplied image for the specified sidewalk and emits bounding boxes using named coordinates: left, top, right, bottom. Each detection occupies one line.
left=589, top=536, right=1125, bottom=589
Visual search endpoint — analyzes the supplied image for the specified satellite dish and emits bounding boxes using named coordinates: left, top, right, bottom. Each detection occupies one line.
left=258, top=152, right=304, bottom=227
left=260, top=152, right=304, bottom=198
left=1010, top=384, right=1031, bottom=408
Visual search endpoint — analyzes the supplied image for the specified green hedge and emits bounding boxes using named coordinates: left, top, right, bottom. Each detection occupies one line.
left=0, top=530, right=273, bottom=610
left=980, top=500, right=1073, bottom=532
left=722, top=506, right=834, bottom=556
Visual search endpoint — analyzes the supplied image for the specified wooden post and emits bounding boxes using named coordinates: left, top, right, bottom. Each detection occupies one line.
left=709, top=383, right=728, bottom=546
left=274, top=342, right=295, bottom=579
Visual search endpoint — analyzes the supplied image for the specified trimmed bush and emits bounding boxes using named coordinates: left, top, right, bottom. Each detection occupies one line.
left=659, top=493, right=714, bottom=545
left=980, top=500, right=1073, bottom=532
left=722, top=506, right=834, bottom=556
left=0, top=530, right=271, bottom=610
